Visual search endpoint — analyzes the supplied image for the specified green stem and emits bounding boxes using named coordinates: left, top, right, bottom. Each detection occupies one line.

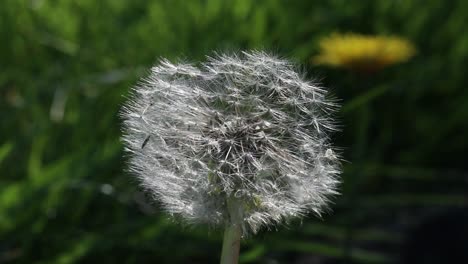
left=220, top=223, right=242, bottom=264
left=220, top=198, right=242, bottom=264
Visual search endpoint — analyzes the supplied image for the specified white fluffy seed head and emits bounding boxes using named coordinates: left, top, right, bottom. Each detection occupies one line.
left=121, top=50, right=341, bottom=235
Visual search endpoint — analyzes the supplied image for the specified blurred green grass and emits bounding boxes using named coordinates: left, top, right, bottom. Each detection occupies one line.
left=1, top=0, right=468, bottom=263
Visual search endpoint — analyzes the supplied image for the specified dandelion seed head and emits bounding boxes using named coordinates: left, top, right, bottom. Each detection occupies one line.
left=121, top=50, right=341, bottom=235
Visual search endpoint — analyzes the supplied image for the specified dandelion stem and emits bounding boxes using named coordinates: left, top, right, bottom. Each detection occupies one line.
left=220, top=222, right=241, bottom=264
left=220, top=198, right=242, bottom=264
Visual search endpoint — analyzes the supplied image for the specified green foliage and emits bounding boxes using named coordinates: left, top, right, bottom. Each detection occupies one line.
left=1, top=0, right=467, bottom=263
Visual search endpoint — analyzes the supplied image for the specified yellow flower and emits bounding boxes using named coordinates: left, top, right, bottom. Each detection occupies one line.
left=313, top=33, right=416, bottom=73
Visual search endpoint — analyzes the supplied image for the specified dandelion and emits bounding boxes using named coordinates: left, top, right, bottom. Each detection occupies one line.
left=313, top=33, right=416, bottom=73
left=121, top=51, right=341, bottom=263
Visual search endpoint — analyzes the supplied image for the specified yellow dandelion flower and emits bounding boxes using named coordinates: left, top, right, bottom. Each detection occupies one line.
left=313, top=33, right=416, bottom=73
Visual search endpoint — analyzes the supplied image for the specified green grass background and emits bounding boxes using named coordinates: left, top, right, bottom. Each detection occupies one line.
left=1, top=0, right=467, bottom=263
